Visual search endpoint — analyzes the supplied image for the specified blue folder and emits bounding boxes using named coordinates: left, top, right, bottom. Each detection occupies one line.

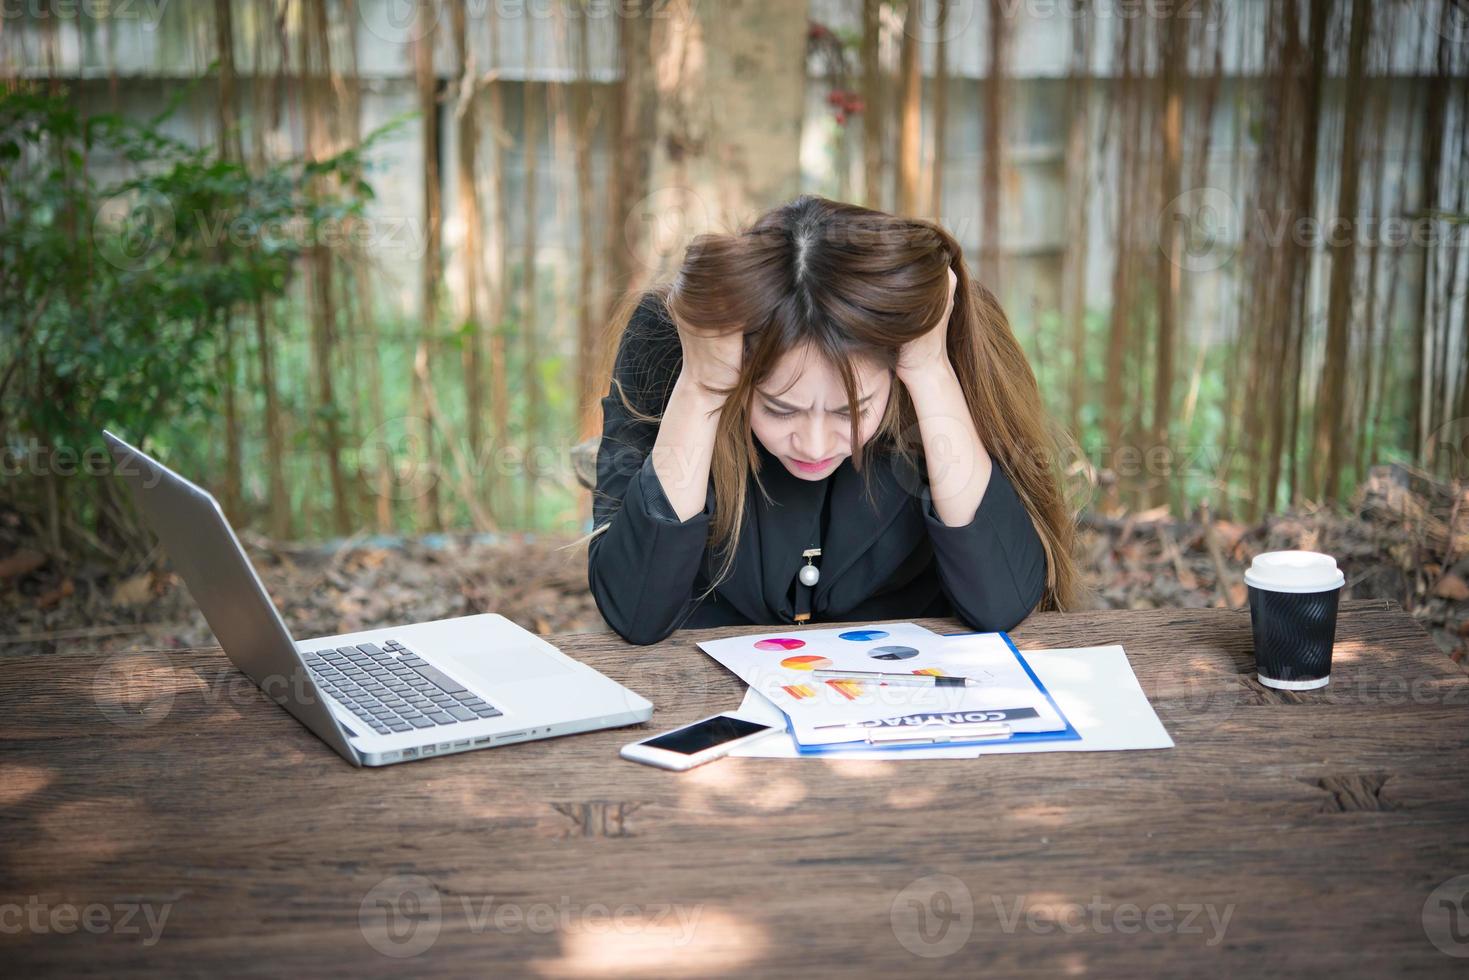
left=791, top=630, right=1081, bottom=755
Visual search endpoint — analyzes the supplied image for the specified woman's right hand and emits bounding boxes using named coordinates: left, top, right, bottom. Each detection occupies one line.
left=674, top=314, right=745, bottom=405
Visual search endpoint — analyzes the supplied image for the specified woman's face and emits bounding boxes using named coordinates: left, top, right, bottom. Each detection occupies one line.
left=749, top=343, right=893, bottom=481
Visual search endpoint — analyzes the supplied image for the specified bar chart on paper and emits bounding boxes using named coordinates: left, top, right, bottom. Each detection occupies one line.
left=697, top=622, right=1070, bottom=746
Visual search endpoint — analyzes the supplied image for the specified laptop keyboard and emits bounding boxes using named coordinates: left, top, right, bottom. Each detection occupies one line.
left=303, top=639, right=502, bottom=737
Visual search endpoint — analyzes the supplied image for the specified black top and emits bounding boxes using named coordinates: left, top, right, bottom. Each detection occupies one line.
left=588, top=291, right=1049, bottom=646
left=786, top=471, right=835, bottom=619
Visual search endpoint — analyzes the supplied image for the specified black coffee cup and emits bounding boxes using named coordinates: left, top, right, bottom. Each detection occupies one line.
left=1244, top=550, right=1344, bottom=691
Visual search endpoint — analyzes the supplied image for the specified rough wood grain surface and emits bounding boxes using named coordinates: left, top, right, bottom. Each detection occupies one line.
left=2, top=599, right=1467, bottom=977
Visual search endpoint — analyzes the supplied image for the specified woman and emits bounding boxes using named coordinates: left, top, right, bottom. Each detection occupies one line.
left=583, top=194, right=1079, bottom=646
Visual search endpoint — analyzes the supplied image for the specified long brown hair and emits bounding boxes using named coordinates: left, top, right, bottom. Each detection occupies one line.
left=580, top=194, right=1082, bottom=612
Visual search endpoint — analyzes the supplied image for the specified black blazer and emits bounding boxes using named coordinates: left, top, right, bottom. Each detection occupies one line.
left=587, top=291, right=1048, bottom=645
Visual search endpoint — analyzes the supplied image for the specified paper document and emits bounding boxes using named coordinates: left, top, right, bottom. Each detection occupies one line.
left=696, top=622, right=1067, bottom=746
left=728, top=644, right=1175, bottom=759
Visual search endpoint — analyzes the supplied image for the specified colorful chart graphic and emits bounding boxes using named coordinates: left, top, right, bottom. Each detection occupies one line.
left=869, top=645, right=919, bottom=661
left=781, top=655, right=833, bottom=671
left=838, top=629, right=890, bottom=641
left=824, top=679, right=863, bottom=701
left=754, top=637, right=806, bottom=651
left=782, top=678, right=864, bottom=701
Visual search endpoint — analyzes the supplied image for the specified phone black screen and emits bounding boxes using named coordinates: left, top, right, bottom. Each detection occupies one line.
left=642, top=715, right=771, bottom=755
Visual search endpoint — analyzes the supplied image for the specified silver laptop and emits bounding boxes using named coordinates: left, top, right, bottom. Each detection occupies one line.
left=103, top=431, right=652, bottom=767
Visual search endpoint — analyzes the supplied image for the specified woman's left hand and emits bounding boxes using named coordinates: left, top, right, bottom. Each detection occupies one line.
left=896, top=265, right=958, bottom=384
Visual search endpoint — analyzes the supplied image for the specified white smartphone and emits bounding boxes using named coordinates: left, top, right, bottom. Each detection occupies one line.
left=619, top=713, right=780, bottom=771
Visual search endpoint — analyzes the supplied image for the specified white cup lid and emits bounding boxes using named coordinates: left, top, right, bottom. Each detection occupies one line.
left=1243, top=550, right=1345, bottom=593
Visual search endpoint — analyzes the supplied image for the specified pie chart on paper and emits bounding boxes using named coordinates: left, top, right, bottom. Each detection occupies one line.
left=869, top=645, right=920, bottom=661
left=780, top=654, right=833, bottom=671
left=754, top=637, right=806, bottom=651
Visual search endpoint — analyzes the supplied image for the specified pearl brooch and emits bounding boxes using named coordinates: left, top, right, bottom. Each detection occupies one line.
left=799, top=547, right=821, bottom=586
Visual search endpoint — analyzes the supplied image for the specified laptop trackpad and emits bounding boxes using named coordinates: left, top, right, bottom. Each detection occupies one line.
left=480, top=649, right=575, bottom=683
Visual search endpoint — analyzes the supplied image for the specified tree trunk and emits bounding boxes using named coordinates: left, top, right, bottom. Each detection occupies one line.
left=648, top=0, right=807, bottom=246
left=573, top=7, right=598, bottom=447
left=1442, top=78, right=1469, bottom=452
left=896, top=0, right=921, bottom=215
left=452, top=1, right=486, bottom=485
left=486, top=5, right=511, bottom=529
left=413, top=0, right=444, bottom=532
left=1312, top=0, right=1369, bottom=502
left=1410, top=10, right=1450, bottom=460
left=250, top=302, right=289, bottom=537
left=1151, top=4, right=1185, bottom=510
left=980, top=0, right=1008, bottom=287
left=247, top=0, right=289, bottom=538
left=1355, top=3, right=1394, bottom=484
left=341, top=0, right=392, bottom=534
left=861, top=0, right=884, bottom=210
left=214, top=0, right=243, bottom=523
left=1062, top=2, right=1092, bottom=441
left=929, top=0, right=949, bottom=220
left=1279, top=0, right=1327, bottom=510
left=603, top=0, right=657, bottom=327
left=1103, top=12, right=1138, bottom=488
left=521, top=9, right=542, bottom=528
left=302, top=0, right=350, bottom=535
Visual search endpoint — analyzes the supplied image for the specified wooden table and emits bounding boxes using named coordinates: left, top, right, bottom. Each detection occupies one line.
left=3, top=599, right=1468, bottom=976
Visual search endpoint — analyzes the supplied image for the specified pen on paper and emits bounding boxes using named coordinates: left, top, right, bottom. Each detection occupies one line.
left=811, top=668, right=981, bottom=688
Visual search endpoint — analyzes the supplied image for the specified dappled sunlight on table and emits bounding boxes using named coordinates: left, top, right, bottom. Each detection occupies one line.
left=530, top=907, right=765, bottom=978
left=819, top=759, right=898, bottom=779
left=1007, top=804, right=1072, bottom=828
left=1059, top=951, right=1090, bottom=975
left=0, top=764, right=53, bottom=807
left=679, top=760, right=807, bottom=812
left=885, top=783, right=944, bottom=808
left=38, top=797, right=151, bottom=874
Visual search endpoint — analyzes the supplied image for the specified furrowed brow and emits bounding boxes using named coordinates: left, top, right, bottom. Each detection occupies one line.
left=761, top=391, right=876, bottom=412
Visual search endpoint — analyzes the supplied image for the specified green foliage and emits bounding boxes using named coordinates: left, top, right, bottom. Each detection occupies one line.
left=0, top=89, right=386, bottom=555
